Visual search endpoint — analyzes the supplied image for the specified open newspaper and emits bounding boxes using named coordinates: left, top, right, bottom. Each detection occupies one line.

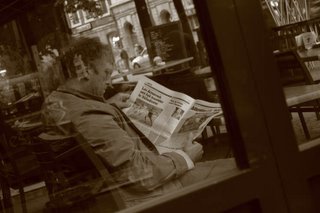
left=123, top=76, right=222, bottom=154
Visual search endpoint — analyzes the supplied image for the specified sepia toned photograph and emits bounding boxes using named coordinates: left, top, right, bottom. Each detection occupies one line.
left=0, top=0, right=319, bottom=212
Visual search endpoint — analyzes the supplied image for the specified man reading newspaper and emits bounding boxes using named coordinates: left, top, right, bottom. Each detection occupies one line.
left=41, top=38, right=236, bottom=208
left=124, top=76, right=223, bottom=154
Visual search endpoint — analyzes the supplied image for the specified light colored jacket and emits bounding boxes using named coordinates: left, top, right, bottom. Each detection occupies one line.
left=42, top=87, right=189, bottom=205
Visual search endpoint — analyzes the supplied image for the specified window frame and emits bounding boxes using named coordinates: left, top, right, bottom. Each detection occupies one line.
left=83, top=0, right=111, bottom=23
left=66, top=10, right=82, bottom=28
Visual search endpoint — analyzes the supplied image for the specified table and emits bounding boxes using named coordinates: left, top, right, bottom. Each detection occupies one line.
left=284, top=84, right=320, bottom=139
left=111, top=57, right=194, bottom=83
left=296, top=47, right=320, bottom=82
left=284, top=84, right=320, bottom=107
left=298, top=46, right=320, bottom=62
left=148, top=57, right=194, bottom=74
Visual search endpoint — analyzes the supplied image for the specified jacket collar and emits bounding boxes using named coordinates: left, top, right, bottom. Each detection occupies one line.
left=57, top=86, right=105, bottom=103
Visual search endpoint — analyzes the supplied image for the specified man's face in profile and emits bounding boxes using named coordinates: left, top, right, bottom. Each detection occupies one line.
left=87, top=53, right=113, bottom=97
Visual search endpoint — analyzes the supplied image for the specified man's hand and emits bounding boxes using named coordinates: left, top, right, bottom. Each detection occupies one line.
left=183, top=134, right=204, bottom=162
left=106, top=92, right=131, bottom=108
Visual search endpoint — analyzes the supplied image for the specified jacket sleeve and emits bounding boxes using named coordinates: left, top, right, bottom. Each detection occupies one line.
left=72, top=112, right=190, bottom=192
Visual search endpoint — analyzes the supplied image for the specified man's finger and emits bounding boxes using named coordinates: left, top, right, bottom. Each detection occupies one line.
left=121, top=93, right=130, bottom=101
left=185, top=133, right=194, bottom=145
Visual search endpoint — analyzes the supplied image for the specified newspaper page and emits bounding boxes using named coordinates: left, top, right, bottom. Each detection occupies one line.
left=123, top=76, right=222, bottom=153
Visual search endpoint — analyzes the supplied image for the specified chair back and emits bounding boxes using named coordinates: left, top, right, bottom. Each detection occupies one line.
left=151, top=71, right=210, bottom=101
left=270, top=17, right=320, bottom=52
left=0, top=118, right=42, bottom=213
left=274, top=50, right=314, bottom=86
left=31, top=130, right=126, bottom=211
left=0, top=118, right=41, bottom=183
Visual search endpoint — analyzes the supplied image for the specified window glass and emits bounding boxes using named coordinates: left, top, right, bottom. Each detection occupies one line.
left=261, top=0, right=320, bottom=148
left=0, top=0, right=250, bottom=212
left=67, top=11, right=82, bottom=28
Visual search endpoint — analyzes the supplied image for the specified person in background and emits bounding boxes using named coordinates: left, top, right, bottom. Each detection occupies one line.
left=41, top=37, right=236, bottom=207
left=113, top=41, right=130, bottom=71
left=134, top=44, right=144, bottom=57
left=119, top=48, right=130, bottom=70
left=0, top=70, right=11, bottom=106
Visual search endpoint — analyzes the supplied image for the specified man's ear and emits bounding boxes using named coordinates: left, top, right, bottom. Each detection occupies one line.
left=74, top=54, right=90, bottom=81
left=83, top=64, right=97, bottom=80
left=82, top=68, right=91, bottom=80
left=77, top=68, right=90, bottom=81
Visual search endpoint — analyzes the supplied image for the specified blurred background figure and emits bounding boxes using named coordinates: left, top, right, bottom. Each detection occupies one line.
left=134, top=44, right=144, bottom=56
left=132, top=44, right=150, bottom=69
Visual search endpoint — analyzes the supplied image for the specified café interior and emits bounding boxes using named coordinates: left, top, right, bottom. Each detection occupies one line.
left=1, top=0, right=320, bottom=212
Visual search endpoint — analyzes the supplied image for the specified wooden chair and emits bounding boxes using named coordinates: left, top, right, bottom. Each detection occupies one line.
left=30, top=130, right=126, bottom=212
left=151, top=70, right=210, bottom=101
left=274, top=50, right=320, bottom=139
left=0, top=118, right=42, bottom=213
left=274, top=50, right=313, bottom=85
left=270, top=17, right=320, bottom=52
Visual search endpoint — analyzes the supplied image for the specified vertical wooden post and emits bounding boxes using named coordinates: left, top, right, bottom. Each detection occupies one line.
left=280, top=0, right=283, bottom=25
left=133, top=0, right=153, bottom=66
left=172, top=0, right=193, bottom=39
left=133, top=0, right=152, bottom=35
left=52, top=3, right=71, bottom=49
left=173, top=0, right=198, bottom=66
left=304, top=0, right=308, bottom=19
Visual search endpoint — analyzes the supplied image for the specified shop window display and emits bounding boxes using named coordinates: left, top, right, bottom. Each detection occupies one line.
left=0, top=21, right=43, bottom=120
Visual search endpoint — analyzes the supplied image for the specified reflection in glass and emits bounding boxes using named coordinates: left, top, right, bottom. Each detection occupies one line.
left=261, top=1, right=320, bottom=146
left=0, top=0, right=239, bottom=212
